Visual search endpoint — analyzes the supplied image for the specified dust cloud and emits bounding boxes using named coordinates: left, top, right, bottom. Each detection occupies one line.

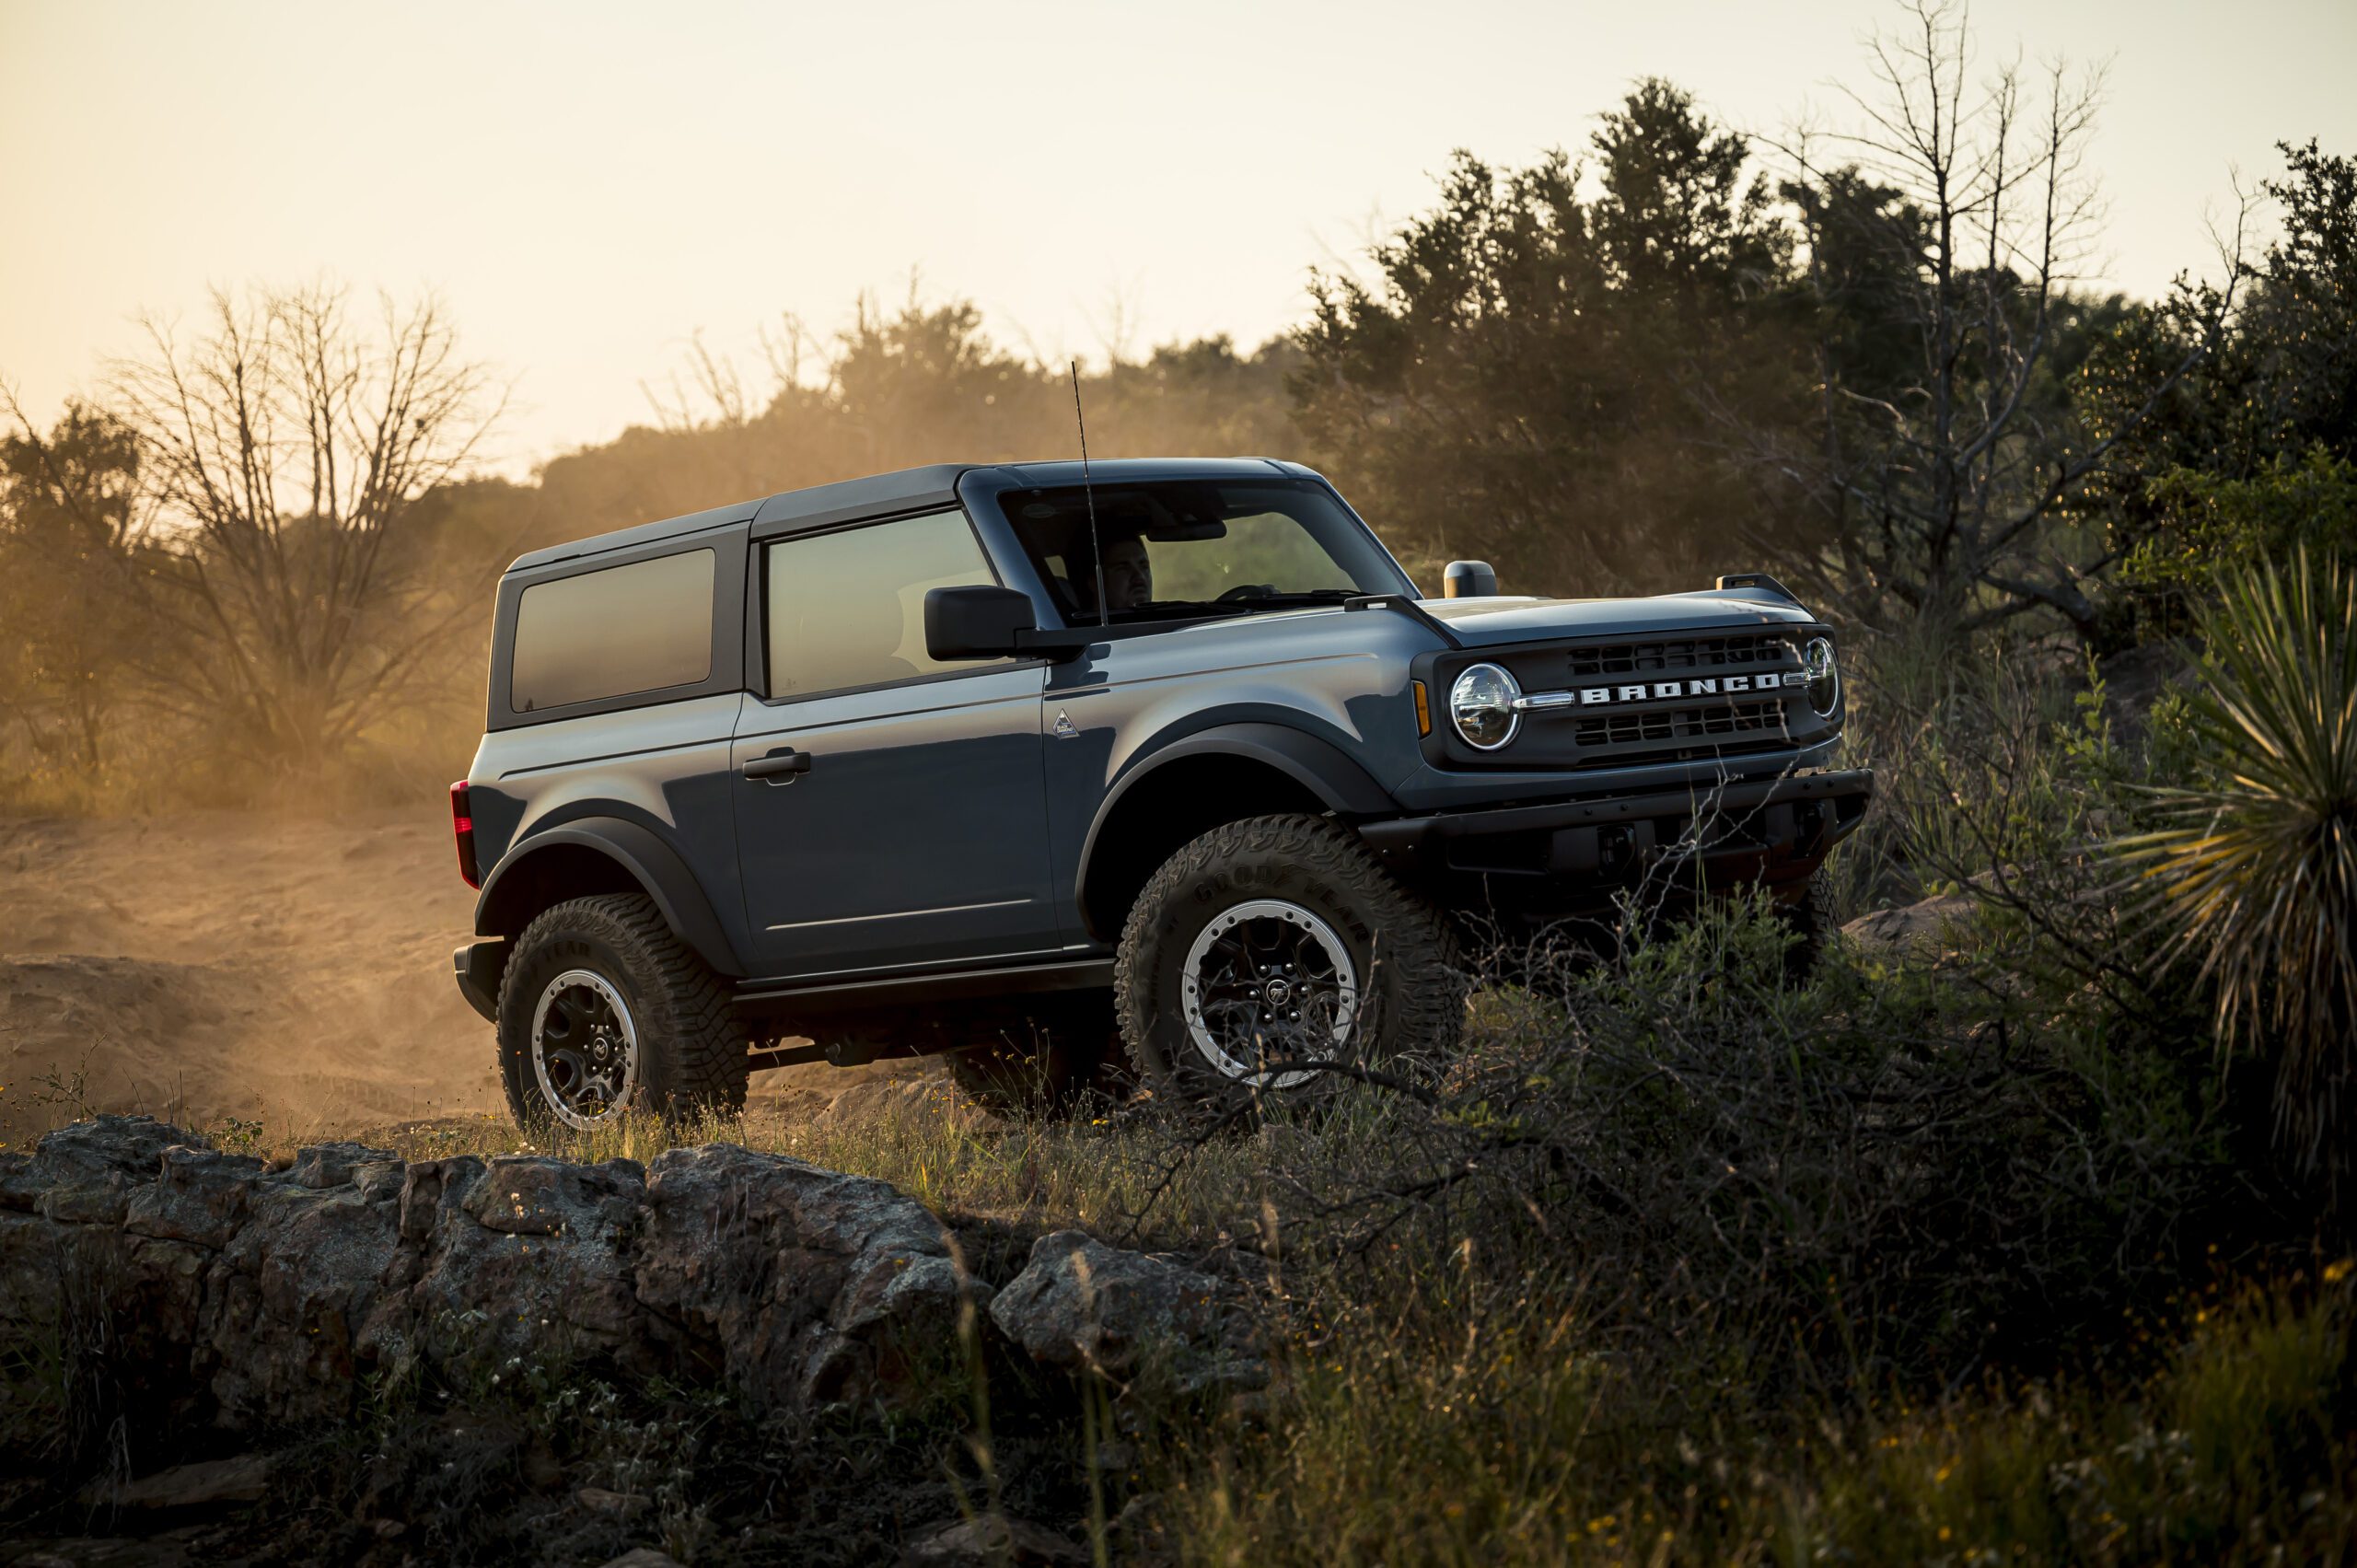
left=0, top=810, right=501, bottom=1144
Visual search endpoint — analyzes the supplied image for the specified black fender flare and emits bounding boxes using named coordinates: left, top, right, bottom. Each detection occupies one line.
left=473, top=816, right=748, bottom=978
left=1074, top=721, right=1397, bottom=909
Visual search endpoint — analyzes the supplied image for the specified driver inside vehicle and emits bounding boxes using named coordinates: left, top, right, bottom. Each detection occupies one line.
left=1066, top=529, right=1154, bottom=618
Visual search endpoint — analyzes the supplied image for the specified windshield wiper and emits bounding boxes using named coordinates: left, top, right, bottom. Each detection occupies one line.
left=1112, top=598, right=1258, bottom=621
left=1099, top=590, right=1366, bottom=626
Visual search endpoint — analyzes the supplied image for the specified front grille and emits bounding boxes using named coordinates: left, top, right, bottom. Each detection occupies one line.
left=1564, top=633, right=1786, bottom=680
left=1572, top=698, right=1786, bottom=750
left=1438, top=623, right=1832, bottom=773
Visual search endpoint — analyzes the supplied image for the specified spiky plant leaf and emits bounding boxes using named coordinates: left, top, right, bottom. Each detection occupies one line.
left=2119, top=551, right=2357, bottom=1190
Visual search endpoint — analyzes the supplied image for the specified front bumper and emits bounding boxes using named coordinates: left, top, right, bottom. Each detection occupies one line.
left=1358, top=768, right=1874, bottom=901
left=452, top=938, right=508, bottom=1023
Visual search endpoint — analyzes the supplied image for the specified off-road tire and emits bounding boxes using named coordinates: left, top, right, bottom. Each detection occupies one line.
left=1114, top=813, right=1463, bottom=1111
left=496, top=893, right=748, bottom=1132
left=950, top=993, right=1121, bottom=1118
left=1781, top=877, right=1835, bottom=983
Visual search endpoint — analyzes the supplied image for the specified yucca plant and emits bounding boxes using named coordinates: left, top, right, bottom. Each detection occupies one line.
left=2120, top=550, right=2357, bottom=1197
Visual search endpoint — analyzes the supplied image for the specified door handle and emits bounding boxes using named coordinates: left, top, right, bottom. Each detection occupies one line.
left=742, top=748, right=811, bottom=783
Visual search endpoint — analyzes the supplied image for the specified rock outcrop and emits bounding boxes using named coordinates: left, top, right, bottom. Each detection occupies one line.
left=989, top=1229, right=1267, bottom=1397
left=0, top=1117, right=1271, bottom=1437
left=0, top=1115, right=988, bottom=1433
left=1842, top=892, right=1979, bottom=958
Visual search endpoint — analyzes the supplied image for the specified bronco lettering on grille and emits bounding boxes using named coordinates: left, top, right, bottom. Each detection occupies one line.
left=1572, top=670, right=1803, bottom=707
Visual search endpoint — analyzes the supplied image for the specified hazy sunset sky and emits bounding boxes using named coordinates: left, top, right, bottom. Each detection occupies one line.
left=4, top=0, right=2351, bottom=474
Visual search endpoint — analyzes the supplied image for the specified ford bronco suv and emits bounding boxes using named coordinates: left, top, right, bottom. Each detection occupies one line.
left=449, top=459, right=1871, bottom=1130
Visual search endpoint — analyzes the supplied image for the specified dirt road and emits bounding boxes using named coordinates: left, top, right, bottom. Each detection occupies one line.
left=0, top=809, right=499, bottom=1142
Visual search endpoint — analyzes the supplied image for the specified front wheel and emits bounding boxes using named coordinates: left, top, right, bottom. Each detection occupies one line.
left=1114, top=814, right=1463, bottom=1111
left=495, top=893, right=749, bottom=1132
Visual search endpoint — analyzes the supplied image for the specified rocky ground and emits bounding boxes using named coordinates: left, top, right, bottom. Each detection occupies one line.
left=0, top=1115, right=1260, bottom=1566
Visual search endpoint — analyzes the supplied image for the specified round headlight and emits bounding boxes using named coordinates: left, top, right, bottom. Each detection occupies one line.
left=1802, top=635, right=1839, bottom=717
left=1449, top=662, right=1521, bottom=750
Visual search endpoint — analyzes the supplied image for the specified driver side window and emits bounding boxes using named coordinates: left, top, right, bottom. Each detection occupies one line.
left=765, top=509, right=1006, bottom=699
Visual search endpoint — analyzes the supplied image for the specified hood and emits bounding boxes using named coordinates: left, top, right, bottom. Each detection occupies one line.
left=1414, top=590, right=1817, bottom=647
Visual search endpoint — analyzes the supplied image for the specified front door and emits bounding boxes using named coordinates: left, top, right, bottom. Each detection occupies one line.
left=731, top=507, right=1058, bottom=979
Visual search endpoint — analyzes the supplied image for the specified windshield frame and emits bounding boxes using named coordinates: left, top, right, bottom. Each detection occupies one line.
left=976, top=471, right=1417, bottom=630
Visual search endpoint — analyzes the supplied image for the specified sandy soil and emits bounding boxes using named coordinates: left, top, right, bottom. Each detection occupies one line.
left=0, top=809, right=501, bottom=1143
left=0, top=810, right=924, bottom=1147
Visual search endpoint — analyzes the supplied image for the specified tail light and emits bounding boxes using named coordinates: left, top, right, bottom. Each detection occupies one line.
left=450, top=781, right=481, bottom=889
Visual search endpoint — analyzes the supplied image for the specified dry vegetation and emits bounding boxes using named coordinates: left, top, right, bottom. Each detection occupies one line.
left=8, top=868, right=2351, bottom=1564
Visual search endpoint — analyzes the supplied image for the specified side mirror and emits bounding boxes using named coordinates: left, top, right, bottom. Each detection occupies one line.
left=924, top=585, right=1037, bottom=660
left=1443, top=560, right=1499, bottom=598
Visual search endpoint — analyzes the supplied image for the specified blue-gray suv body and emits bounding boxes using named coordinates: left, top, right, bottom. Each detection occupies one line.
left=450, top=458, right=1872, bottom=1129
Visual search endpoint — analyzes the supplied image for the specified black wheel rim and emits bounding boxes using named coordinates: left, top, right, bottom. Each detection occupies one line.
left=1178, top=899, right=1359, bottom=1087
left=529, top=968, right=639, bottom=1130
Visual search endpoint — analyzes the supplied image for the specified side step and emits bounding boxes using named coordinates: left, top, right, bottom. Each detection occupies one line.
left=734, top=955, right=1114, bottom=1020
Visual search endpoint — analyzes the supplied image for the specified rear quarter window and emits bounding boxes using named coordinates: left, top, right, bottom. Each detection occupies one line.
left=510, top=548, right=716, bottom=713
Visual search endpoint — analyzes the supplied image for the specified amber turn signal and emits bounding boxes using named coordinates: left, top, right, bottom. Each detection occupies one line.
left=1411, top=679, right=1431, bottom=737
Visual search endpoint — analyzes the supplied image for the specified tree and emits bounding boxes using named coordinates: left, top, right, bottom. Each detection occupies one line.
left=1756, top=0, right=2236, bottom=644
left=539, top=288, right=1303, bottom=564
left=2069, top=142, right=2353, bottom=638
left=2237, top=142, right=2357, bottom=460
left=1291, top=81, right=1804, bottom=595
left=108, top=284, right=504, bottom=762
left=0, top=394, right=145, bottom=769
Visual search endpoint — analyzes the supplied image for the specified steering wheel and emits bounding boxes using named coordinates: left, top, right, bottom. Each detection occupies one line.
left=1215, top=583, right=1277, bottom=602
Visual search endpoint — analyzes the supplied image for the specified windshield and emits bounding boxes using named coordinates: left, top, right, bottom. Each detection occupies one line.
left=999, top=478, right=1411, bottom=624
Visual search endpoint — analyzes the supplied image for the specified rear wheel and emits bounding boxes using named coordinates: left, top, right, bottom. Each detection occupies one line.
left=496, top=893, right=749, bottom=1132
left=1114, top=814, right=1462, bottom=1112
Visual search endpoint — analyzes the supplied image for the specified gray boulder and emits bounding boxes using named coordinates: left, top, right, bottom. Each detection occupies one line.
left=902, top=1514, right=1088, bottom=1565
left=633, top=1142, right=988, bottom=1407
left=990, top=1229, right=1266, bottom=1397
left=1842, top=892, right=1978, bottom=958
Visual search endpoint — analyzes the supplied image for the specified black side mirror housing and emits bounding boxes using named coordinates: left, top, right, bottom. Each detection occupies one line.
left=1443, top=560, right=1499, bottom=598
left=924, top=585, right=1038, bottom=660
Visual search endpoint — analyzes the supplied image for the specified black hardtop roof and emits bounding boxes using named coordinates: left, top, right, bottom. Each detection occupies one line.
left=504, top=457, right=1315, bottom=574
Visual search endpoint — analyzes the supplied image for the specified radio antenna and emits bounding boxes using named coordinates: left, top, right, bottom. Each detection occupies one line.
left=1070, top=360, right=1107, bottom=626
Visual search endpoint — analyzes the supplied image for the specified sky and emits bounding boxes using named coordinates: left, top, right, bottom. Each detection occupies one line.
left=3, top=0, right=2351, bottom=476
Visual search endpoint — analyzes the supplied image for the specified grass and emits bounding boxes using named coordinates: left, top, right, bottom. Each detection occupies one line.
left=348, top=1078, right=1278, bottom=1250
left=1154, top=1269, right=2357, bottom=1566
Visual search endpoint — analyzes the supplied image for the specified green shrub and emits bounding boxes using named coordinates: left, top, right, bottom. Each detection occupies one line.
left=2127, top=447, right=2357, bottom=628
left=2122, top=551, right=2357, bottom=1199
left=1136, top=874, right=2244, bottom=1414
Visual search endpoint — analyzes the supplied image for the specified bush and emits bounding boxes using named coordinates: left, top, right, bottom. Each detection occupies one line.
left=2123, top=550, right=2357, bottom=1202
left=2125, top=448, right=2357, bottom=633
left=1132, top=868, right=2246, bottom=1415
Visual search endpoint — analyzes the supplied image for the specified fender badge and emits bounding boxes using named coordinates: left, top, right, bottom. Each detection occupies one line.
left=1051, top=709, right=1078, bottom=739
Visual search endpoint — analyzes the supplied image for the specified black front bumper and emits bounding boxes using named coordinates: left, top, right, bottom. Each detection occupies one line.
left=452, top=938, right=508, bottom=1023
left=1358, top=768, right=1875, bottom=900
